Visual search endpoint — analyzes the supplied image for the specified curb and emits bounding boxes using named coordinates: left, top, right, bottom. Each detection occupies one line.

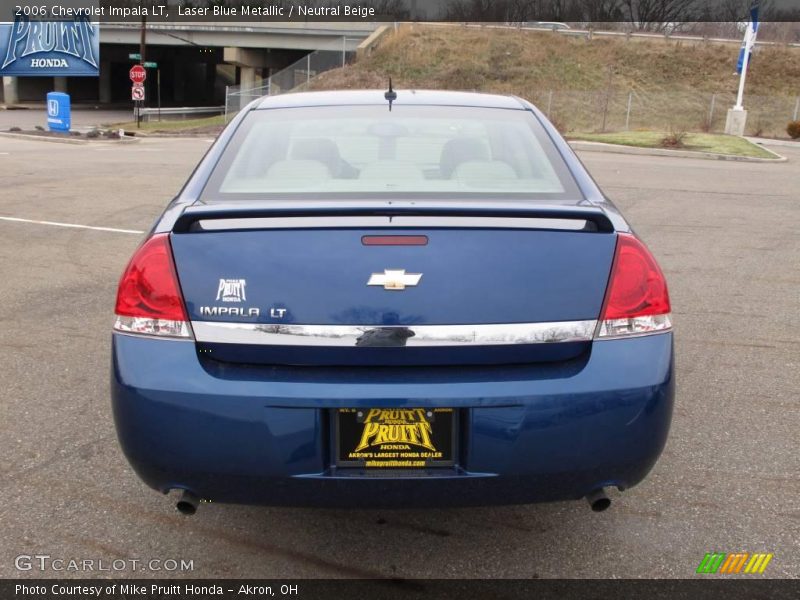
left=0, top=131, right=140, bottom=145
left=745, top=136, right=800, bottom=149
left=0, top=131, right=87, bottom=145
left=568, top=140, right=787, bottom=163
left=124, top=130, right=221, bottom=138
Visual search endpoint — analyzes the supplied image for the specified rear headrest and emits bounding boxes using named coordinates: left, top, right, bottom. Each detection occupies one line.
left=290, top=138, right=341, bottom=164
left=290, top=138, right=359, bottom=178
left=439, top=137, right=491, bottom=178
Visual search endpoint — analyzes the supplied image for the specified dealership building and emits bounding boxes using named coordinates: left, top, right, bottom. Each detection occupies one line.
left=1, top=22, right=376, bottom=106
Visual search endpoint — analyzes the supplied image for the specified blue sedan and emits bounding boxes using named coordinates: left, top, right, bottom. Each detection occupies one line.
left=111, top=90, right=674, bottom=514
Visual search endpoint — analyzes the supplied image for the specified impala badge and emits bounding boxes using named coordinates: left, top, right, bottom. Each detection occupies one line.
left=367, top=269, right=422, bottom=291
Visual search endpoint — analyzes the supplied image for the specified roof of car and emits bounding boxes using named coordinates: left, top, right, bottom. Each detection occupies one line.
left=255, top=89, right=527, bottom=111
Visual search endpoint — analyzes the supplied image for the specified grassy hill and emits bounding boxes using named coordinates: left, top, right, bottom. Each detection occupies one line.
left=311, top=25, right=800, bottom=137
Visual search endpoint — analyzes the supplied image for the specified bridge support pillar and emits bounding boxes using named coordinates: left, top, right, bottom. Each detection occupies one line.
left=2, top=76, right=18, bottom=105
left=206, top=63, right=216, bottom=101
left=173, top=62, right=185, bottom=104
left=239, top=66, right=257, bottom=90
left=99, top=61, right=111, bottom=103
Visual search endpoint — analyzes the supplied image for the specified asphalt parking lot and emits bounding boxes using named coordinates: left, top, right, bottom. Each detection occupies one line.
left=0, top=133, right=797, bottom=579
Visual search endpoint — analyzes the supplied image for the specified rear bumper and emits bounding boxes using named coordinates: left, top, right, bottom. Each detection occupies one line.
left=111, top=332, right=674, bottom=508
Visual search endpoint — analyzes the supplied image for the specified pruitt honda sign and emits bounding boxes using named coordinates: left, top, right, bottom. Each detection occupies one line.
left=0, top=15, right=99, bottom=77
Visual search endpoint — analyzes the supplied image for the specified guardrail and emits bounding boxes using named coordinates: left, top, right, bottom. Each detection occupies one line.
left=555, top=27, right=800, bottom=49
left=417, top=21, right=800, bottom=50
left=140, top=106, right=226, bottom=122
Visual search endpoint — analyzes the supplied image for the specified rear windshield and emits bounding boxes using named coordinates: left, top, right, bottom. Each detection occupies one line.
left=201, top=104, right=581, bottom=201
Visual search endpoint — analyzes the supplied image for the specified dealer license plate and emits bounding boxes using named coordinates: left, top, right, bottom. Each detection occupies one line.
left=335, top=408, right=456, bottom=468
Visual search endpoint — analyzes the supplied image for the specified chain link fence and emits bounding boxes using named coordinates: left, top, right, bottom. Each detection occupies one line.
left=228, top=81, right=799, bottom=138
left=225, top=38, right=357, bottom=121
left=525, top=89, right=800, bottom=137
left=225, top=36, right=800, bottom=138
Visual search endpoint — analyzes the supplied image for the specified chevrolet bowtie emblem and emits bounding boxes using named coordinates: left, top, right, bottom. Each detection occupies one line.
left=367, top=269, right=422, bottom=291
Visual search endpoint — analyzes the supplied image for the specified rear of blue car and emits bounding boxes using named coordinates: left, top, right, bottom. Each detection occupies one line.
left=111, top=91, right=674, bottom=512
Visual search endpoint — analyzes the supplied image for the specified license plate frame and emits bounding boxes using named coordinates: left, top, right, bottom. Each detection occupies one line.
left=335, top=408, right=456, bottom=468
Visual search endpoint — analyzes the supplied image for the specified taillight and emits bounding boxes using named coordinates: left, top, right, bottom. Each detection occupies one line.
left=113, top=234, right=192, bottom=339
left=595, top=233, right=672, bottom=339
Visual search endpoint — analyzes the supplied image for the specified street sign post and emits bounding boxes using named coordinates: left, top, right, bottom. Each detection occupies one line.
left=132, top=84, right=145, bottom=102
left=129, top=54, right=157, bottom=69
left=129, top=65, right=147, bottom=84
left=130, top=65, right=147, bottom=128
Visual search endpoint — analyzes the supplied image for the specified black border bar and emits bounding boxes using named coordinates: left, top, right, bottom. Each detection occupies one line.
left=4, top=579, right=800, bottom=600
left=1, top=1, right=800, bottom=23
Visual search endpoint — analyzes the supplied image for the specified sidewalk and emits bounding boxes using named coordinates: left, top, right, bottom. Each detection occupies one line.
left=745, top=136, right=800, bottom=148
left=0, top=105, right=133, bottom=130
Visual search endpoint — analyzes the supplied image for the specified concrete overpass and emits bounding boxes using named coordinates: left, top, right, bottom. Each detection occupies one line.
left=2, top=22, right=378, bottom=106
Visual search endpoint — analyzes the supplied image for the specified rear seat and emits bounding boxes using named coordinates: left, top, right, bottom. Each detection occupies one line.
left=358, top=162, right=425, bottom=181
left=453, top=160, right=517, bottom=184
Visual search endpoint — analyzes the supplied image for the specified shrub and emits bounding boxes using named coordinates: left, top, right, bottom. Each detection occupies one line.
left=751, top=119, right=767, bottom=138
left=787, top=121, right=800, bottom=139
left=9, top=126, right=21, bottom=132
left=548, top=115, right=567, bottom=134
left=661, top=126, right=688, bottom=148
left=85, top=129, right=100, bottom=138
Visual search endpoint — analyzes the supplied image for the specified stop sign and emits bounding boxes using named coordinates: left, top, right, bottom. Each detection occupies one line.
left=129, top=65, right=146, bottom=84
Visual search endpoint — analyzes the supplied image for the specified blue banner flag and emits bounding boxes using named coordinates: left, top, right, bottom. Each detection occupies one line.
left=737, top=46, right=752, bottom=75
left=750, top=1, right=760, bottom=32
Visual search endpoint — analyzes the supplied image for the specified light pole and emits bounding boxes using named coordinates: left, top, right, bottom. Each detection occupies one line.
left=734, top=22, right=756, bottom=111
left=725, top=3, right=760, bottom=136
left=136, top=16, right=146, bottom=128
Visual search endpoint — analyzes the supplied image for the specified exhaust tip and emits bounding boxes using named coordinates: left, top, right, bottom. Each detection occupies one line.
left=175, top=490, right=200, bottom=515
left=586, top=488, right=611, bottom=512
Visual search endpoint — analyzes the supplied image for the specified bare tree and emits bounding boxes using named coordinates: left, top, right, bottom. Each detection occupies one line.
left=573, top=0, right=625, bottom=21
left=445, top=0, right=574, bottom=22
left=366, top=0, right=412, bottom=20
left=718, top=0, right=753, bottom=21
left=444, top=0, right=507, bottom=21
left=620, top=0, right=702, bottom=31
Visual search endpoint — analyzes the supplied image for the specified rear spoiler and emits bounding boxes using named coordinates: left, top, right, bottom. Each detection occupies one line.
left=172, top=203, right=615, bottom=234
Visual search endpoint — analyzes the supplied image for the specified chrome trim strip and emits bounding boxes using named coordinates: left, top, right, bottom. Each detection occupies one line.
left=112, top=330, right=195, bottom=342
left=191, top=320, right=597, bottom=347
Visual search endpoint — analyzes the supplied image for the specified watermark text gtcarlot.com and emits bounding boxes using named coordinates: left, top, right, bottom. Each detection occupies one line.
left=14, top=554, right=194, bottom=572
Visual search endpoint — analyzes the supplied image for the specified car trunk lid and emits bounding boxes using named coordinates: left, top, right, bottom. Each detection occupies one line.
left=170, top=206, right=616, bottom=366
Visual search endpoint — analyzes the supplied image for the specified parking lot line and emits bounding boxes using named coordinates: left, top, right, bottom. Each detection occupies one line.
left=0, top=215, right=144, bottom=235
